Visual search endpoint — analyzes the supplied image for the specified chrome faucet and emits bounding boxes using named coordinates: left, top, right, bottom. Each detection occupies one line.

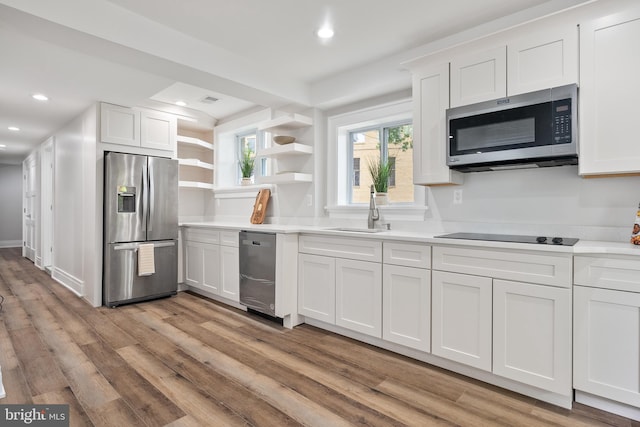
left=367, top=184, right=380, bottom=229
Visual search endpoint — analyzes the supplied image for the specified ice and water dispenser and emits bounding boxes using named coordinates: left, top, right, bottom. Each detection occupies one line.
left=117, top=186, right=136, bottom=213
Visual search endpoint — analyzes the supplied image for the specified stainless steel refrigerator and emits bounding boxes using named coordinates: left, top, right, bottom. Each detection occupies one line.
left=103, top=152, right=179, bottom=307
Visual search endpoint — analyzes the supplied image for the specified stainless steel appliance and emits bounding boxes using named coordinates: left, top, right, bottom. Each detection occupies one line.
left=446, top=84, right=578, bottom=172
left=436, top=232, right=579, bottom=246
left=103, top=152, right=179, bottom=307
left=239, top=231, right=276, bottom=317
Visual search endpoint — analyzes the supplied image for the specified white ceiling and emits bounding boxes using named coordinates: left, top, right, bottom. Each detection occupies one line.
left=0, top=0, right=591, bottom=165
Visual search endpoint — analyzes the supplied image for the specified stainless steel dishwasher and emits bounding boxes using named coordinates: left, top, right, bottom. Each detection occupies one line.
left=239, top=231, right=276, bottom=317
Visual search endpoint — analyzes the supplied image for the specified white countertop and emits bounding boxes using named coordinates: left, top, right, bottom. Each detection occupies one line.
left=180, top=221, right=640, bottom=257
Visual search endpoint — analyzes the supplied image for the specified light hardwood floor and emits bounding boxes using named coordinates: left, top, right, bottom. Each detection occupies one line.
left=0, top=247, right=637, bottom=427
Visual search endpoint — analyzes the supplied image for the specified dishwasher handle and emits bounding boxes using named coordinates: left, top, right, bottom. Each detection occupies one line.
left=241, top=239, right=273, bottom=248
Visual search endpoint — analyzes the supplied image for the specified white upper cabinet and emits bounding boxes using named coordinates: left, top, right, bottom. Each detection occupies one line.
left=101, top=103, right=140, bottom=147
left=507, top=26, right=578, bottom=95
left=450, top=46, right=507, bottom=108
left=579, top=7, right=640, bottom=176
left=140, top=109, right=177, bottom=151
left=100, top=103, right=176, bottom=153
left=411, top=62, right=463, bottom=185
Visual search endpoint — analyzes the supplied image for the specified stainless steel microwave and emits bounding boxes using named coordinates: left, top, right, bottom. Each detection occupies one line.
left=446, top=84, right=578, bottom=172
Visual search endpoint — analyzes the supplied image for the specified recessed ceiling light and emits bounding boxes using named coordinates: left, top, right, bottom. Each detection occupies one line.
left=317, top=27, right=334, bottom=39
left=32, top=93, right=49, bottom=101
left=175, top=100, right=187, bottom=107
left=8, top=126, right=20, bottom=131
left=0, top=144, right=6, bottom=148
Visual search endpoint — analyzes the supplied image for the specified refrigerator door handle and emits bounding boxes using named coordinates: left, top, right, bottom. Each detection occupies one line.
left=113, top=241, right=176, bottom=251
left=142, top=162, right=149, bottom=234
left=148, top=162, right=154, bottom=233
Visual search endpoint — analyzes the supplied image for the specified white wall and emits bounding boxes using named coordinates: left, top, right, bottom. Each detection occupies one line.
left=425, top=165, right=640, bottom=242
left=0, top=164, right=23, bottom=247
left=51, top=108, right=93, bottom=296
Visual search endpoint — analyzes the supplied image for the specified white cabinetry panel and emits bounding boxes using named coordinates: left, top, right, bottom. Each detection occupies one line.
left=493, top=280, right=572, bottom=394
left=335, top=258, right=382, bottom=338
left=383, top=242, right=431, bottom=269
left=579, top=8, right=640, bottom=175
left=411, top=62, right=462, bottom=185
left=432, top=270, right=492, bottom=371
left=383, top=264, right=430, bottom=352
left=220, top=245, right=239, bottom=301
left=141, top=109, right=176, bottom=151
left=575, top=255, right=640, bottom=293
left=432, top=246, right=571, bottom=288
left=298, top=235, right=381, bottom=262
left=202, top=244, right=221, bottom=294
left=184, top=241, right=203, bottom=288
left=507, top=26, right=578, bottom=95
left=574, top=285, right=640, bottom=408
left=298, top=253, right=336, bottom=324
left=450, top=46, right=506, bottom=107
left=101, top=104, right=140, bottom=146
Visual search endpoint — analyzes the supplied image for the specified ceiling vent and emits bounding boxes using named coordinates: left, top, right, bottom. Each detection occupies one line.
left=200, top=95, right=219, bottom=104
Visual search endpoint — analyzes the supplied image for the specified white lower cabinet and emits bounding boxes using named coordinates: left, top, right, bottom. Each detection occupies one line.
left=202, top=244, right=221, bottom=294
left=383, top=264, right=430, bottom=352
left=493, top=279, right=571, bottom=394
left=183, top=228, right=239, bottom=302
left=335, top=258, right=382, bottom=338
left=574, top=285, right=640, bottom=408
left=185, top=240, right=220, bottom=294
left=431, top=245, right=572, bottom=398
left=431, top=270, right=492, bottom=371
left=298, top=235, right=382, bottom=338
left=184, top=240, right=203, bottom=288
left=298, top=253, right=336, bottom=324
left=220, top=245, right=239, bottom=301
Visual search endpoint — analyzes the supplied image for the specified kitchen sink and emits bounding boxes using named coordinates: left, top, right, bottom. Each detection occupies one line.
left=326, top=227, right=385, bottom=233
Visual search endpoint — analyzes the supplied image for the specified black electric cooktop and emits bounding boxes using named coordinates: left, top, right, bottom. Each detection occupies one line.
left=436, top=232, right=579, bottom=246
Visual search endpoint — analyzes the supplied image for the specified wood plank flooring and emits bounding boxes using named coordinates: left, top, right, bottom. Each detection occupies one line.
left=0, top=247, right=638, bottom=427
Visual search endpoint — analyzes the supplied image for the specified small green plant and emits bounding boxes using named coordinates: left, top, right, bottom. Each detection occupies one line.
left=368, top=158, right=390, bottom=193
left=240, top=147, right=255, bottom=178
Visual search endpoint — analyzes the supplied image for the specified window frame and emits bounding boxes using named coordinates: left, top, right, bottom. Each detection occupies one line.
left=326, top=97, right=427, bottom=222
left=347, top=119, right=411, bottom=203
left=235, top=129, right=266, bottom=184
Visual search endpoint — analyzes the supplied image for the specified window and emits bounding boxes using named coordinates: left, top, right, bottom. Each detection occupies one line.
left=348, top=122, right=413, bottom=203
left=327, top=98, right=426, bottom=220
left=236, top=130, right=268, bottom=184
left=237, top=131, right=256, bottom=183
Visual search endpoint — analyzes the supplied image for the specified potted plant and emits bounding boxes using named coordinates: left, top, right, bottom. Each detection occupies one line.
left=240, top=147, right=255, bottom=185
left=368, top=158, right=390, bottom=205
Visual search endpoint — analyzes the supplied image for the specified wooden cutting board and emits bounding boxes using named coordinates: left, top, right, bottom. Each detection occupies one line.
left=250, top=189, right=271, bottom=224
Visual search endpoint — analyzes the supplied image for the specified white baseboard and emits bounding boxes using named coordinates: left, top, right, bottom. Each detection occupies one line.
left=51, top=268, right=84, bottom=296
left=0, top=240, right=21, bottom=248
left=575, top=391, right=640, bottom=421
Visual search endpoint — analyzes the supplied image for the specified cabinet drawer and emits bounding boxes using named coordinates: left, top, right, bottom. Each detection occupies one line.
left=433, top=246, right=571, bottom=288
left=183, top=228, right=220, bottom=244
left=383, top=242, right=431, bottom=269
left=574, top=255, right=640, bottom=293
left=220, top=230, right=239, bottom=247
left=299, top=234, right=382, bottom=262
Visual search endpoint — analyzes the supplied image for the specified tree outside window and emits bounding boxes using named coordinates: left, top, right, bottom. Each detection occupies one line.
left=349, top=122, right=412, bottom=203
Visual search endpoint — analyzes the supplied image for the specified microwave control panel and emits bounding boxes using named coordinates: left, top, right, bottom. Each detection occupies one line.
left=553, top=99, right=572, bottom=144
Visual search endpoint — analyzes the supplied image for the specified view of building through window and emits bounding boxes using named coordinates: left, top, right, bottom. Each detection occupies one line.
left=350, top=123, right=413, bottom=203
